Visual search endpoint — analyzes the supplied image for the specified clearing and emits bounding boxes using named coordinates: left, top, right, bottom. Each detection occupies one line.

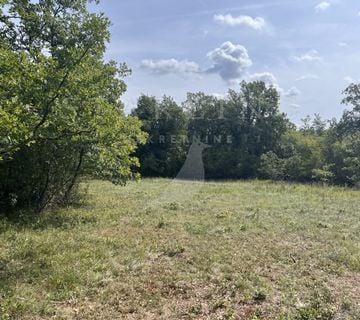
left=1, top=179, right=360, bottom=319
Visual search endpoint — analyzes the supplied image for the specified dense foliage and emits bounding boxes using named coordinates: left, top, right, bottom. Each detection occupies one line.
left=131, top=95, right=188, bottom=177
left=132, top=82, right=360, bottom=186
left=0, top=0, right=146, bottom=211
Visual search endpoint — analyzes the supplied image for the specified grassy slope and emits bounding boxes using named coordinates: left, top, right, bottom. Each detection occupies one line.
left=0, top=179, right=360, bottom=319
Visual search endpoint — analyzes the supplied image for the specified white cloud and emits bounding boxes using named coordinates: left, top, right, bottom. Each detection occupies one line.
left=293, top=50, right=323, bottom=63
left=207, top=41, right=252, bottom=82
left=140, top=59, right=200, bottom=75
left=338, top=42, right=348, bottom=47
left=284, top=86, right=301, bottom=98
left=214, top=14, right=266, bottom=31
left=248, top=72, right=278, bottom=86
left=357, top=11, right=360, bottom=17
left=315, top=2, right=330, bottom=12
left=248, top=72, right=283, bottom=94
left=296, top=74, right=319, bottom=81
left=248, top=72, right=300, bottom=97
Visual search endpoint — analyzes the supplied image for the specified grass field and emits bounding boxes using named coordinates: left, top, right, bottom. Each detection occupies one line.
left=1, top=179, right=360, bottom=319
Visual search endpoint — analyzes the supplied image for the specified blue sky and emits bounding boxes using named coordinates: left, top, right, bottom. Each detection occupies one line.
left=90, top=0, right=360, bottom=122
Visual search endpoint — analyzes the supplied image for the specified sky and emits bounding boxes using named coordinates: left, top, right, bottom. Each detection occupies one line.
left=89, top=0, right=360, bottom=123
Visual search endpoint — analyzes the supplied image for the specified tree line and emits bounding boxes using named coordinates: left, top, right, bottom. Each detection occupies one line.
left=132, top=81, right=360, bottom=186
left=1, top=0, right=359, bottom=213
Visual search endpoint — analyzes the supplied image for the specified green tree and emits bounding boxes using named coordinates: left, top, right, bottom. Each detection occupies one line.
left=132, top=95, right=188, bottom=177
left=185, top=81, right=288, bottom=179
left=260, top=131, right=326, bottom=182
left=337, top=83, right=360, bottom=137
left=0, top=0, right=146, bottom=211
left=184, top=92, right=235, bottom=179
left=300, top=114, right=327, bottom=136
left=323, top=84, right=360, bottom=185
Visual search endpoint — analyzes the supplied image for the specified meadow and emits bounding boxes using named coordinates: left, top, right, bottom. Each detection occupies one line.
left=1, top=179, right=359, bottom=319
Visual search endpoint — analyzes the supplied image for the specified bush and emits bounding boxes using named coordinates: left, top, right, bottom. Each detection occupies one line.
left=0, top=0, right=146, bottom=212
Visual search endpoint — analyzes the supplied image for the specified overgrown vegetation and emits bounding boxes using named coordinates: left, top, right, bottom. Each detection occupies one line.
left=0, top=0, right=146, bottom=212
left=1, top=179, right=359, bottom=319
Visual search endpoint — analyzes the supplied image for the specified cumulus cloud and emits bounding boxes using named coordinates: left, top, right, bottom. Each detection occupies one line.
left=293, top=50, right=323, bottom=63
left=247, top=72, right=284, bottom=94
left=214, top=14, right=266, bottom=31
left=141, top=42, right=253, bottom=82
left=315, top=2, right=330, bottom=12
left=247, top=72, right=300, bottom=97
left=140, top=59, right=200, bottom=75
left=296, top=74, right=319, bottom=81
left=206, top=41, right=252, bottom=82
left=248, top=72, right=278, bottom=86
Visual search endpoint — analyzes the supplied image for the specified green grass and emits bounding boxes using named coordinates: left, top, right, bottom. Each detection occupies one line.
left=1, top=179, right=360, bottom=319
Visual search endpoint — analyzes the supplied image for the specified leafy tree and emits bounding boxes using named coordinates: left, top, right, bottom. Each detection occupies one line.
left=323, top=84, right=360, bottom=185
left=259, top=151, right=286, bottom=180
left=323, top=133, right=360, bottom=186
left=184, top=92, right=234, bottom=178
left=260, top=129, right=329, bottom=183
left=337, top=84, right=360, bottom=137
left=132, top=95, right=188, bottom=177
left=300, top=114, right=327, bottom=136
left=226, top=81, right=288, bottom=177
left=341, top=133, right=360, bottom=185
left=281, top=131, right=324, bottom=182
left=0, top=0, right=146, bottom=211
left=184, top=81, right=288, bottom=179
